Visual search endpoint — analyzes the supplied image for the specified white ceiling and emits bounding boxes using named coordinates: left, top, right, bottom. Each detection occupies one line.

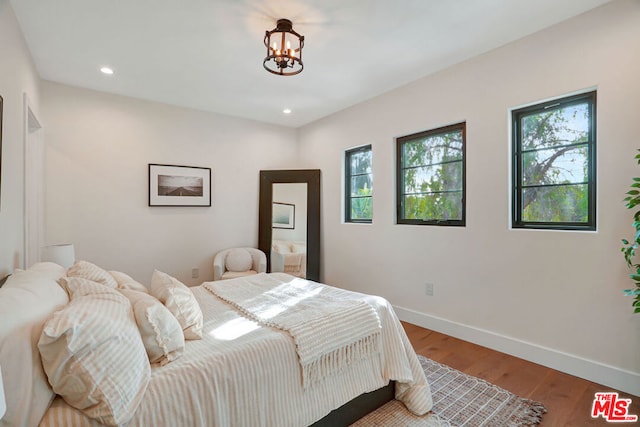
left=11, top=0, right=612, bottom=128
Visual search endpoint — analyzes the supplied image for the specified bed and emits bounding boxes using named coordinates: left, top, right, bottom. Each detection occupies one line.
left=0, top=262, right=432, bottom=426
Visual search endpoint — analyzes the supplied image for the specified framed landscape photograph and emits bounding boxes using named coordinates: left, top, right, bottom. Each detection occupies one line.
left=272, top=202, right=295, bottom=229
left=148, top=163, right=211, bottom=206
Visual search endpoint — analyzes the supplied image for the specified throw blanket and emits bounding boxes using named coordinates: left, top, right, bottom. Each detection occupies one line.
left=283, top=253, right=302, bottom=273
left=204, top=273, right=382, bottom=387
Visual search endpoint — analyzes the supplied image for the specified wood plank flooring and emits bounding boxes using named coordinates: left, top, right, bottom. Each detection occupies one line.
left=402, top=321, right=640, bottom=426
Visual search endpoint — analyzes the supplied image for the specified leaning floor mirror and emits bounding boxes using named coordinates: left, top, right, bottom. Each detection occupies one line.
left=258, top=169, right=320, bottom=282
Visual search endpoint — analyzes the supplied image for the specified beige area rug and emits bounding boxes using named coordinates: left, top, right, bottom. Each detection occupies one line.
left=352, top=355, right=547, bottom=426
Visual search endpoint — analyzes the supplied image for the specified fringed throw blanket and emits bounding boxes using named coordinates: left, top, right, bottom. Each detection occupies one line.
left=204, top=273, right=382, bottom=387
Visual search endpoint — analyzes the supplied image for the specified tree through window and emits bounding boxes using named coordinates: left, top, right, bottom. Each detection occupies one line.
left=396, top=123, right=466, bottom=226
left=512, top=91, right=596, bottom=230
left=345, top=145, right=372, bottom=223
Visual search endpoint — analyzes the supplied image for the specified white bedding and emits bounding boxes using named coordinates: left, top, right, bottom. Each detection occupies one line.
left=204, top=274, right=382, bottom=388
left=39, top=274, right=432, bottom=426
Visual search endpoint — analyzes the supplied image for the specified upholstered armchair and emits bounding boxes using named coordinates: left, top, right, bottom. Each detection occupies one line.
left=212, top=247, right=267, bottom=281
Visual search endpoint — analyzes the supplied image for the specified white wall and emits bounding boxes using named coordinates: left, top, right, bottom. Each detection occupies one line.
left=0, top=0, right=41, bottom=276
left=298, top=0, right=640, bottom=394
left=42, top=82, right=297, bottom=285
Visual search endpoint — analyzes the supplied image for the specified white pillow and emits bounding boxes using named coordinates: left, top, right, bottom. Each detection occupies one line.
left=0, top=267, right=68, bottom=427
left=38, top=277, right=150, bottom=426
left=20, top=261, right=67, bottom=279
left=0, top=269, right=69, bottom=337
left=119, top=288, right=185, bottom=365
left=272, top=241, right=292, bottom=254
left=67, top=260, right=118, bottom=288
left=150, top=270, right=203, bottom=340
left=110, top=270, right=149, bottom=293
left=225, top=248, right=253, bottom=272
left=291, top=242, right=306, bottom=253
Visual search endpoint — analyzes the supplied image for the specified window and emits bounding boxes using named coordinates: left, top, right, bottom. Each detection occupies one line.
left=512, top=91, right=596, bottom=230
left=396, top=123, right=466, bottom=226
left=345, top=145, right=373, bottom=223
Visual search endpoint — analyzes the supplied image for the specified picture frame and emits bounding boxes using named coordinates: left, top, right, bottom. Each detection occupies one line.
left=148, top=163, right=211, bottom=207
left=272, top=202, right=295, bottom=229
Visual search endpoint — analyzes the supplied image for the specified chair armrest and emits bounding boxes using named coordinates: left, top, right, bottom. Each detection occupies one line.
left=212, top=250, right=230, bottom=281
left=246, top=248, right=267, bottom=273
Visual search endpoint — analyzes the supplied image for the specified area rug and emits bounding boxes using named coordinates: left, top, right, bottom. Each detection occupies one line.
left=352, top=355, right=546, bottom=426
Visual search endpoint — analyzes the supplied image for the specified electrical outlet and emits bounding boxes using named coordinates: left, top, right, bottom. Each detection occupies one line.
left=425, top=282, right=434, bottom=296
left=192, top=268, right=199, bottom=279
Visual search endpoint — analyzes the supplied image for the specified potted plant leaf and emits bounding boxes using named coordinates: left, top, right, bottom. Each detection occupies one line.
left=621, top=150, right=640, bottom=314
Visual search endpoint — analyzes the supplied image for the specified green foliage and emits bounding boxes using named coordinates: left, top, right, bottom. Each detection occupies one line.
left=621, top=149, right=640, bottom=314
left=351, top=186, right=372, bottom=220
left=401, top=130, right=463, bottom=221
left=348, top=147, right=373, bottom=221
left=518, top=105, right=590, bottom=223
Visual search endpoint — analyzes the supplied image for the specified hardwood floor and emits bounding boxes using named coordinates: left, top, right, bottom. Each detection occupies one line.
left=402, top=322, right=640, bottom=426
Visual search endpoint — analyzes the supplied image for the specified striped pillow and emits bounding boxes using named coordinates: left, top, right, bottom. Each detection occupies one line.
left=67, top=260, right=117, bottom=288
left=119, top=288, right=185, bottom=365
left=150, top=270, right=203, bottom=340
left=110, top=270, right=149, bottom=293
left=38, top=277, right=150, bottom=426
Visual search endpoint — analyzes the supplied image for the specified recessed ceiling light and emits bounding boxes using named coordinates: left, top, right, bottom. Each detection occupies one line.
left=100, top=67, right=114, bottom=75
left=283, top=108, right=292, bottom=114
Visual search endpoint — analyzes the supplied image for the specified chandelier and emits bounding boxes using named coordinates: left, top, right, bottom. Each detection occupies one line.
left=263, top=19, right=304, bottom=76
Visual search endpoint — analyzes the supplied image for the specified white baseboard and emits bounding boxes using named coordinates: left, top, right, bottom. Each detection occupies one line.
left=394, top=305, right=640, bottom=397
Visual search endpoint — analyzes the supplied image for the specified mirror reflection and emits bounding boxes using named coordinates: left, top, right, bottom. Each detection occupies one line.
left=270, top=183, right=308, bottom=278
left=258, top=169, right=320, bottom=282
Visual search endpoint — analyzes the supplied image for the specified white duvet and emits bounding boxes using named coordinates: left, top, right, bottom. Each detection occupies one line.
left=40, top=274, right=432, bottom=427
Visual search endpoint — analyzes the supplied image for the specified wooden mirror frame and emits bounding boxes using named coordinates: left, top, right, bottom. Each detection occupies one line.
left=259, top=169, right=321, bottom=282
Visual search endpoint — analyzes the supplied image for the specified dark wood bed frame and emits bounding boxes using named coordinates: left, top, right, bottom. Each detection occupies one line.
left=309, top=381, right=395, bottom=426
